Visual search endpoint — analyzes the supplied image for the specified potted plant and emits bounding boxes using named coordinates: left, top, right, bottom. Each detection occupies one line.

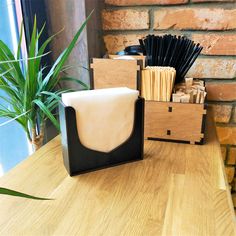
left=0, top=12, right=93, bottom=198
left=0, top=12, right=92, bottom=152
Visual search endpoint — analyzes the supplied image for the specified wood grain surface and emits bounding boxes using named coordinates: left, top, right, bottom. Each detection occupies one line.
left=91, top=58, right=140, bottom=90
left=0, top=113, right=235, bottom=236
left=145, top=101, right=206, bottom=144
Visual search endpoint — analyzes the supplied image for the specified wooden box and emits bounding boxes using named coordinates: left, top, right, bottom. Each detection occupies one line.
left=90, top=58, right=142, bottom=90
left=144, top=101, right=207, bottom=144
left=90, top=58, right=207, bottom=145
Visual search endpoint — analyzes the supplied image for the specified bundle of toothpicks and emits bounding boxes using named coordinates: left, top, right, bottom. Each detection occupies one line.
left=141, top=66, right=176, bottom=102
left=172, top=78, right=207, bottom=104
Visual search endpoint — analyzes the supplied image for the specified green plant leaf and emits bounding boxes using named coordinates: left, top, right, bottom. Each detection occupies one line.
left=61, top=77, right=89, bottom=90
left=0, top=66, right=13, bottom=76
left=33, top=99, right=60, bottom=130
left=0, top=11, right=93, bottom=147
left=40, top=91, right=62, bottom=102
left=45, top=10, right=94, bottom=91
left=0, top=40, right=25, bottom=87
left=0, top=187, right=53, bottom=200
left=17, top=22, right=23, bottom=59
left=35, top=28, right=64, bottom=73
left=0, top=12, right=93, bottom=200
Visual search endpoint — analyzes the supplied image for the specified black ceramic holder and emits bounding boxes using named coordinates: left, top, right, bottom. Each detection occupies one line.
left=59, top=97, right=145, bottom=176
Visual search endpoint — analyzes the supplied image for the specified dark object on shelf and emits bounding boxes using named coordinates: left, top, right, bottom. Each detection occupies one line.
left=124, top=45, right=143, bottom=55
left=139, top=34, right=203, bottom=83
left=116, top=45, right=143, bottom=56
left=59, top=97, right=145, bottom=176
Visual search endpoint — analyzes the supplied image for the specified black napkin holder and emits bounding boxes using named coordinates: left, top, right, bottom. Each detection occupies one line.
left=59, top=97, right=144, bottom=176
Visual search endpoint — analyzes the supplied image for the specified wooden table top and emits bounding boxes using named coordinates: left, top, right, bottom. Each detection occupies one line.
left=0, top=114, right=235, bottom=236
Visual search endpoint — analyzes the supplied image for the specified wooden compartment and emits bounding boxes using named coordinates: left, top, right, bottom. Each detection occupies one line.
left=144, top=101, right=207, bottom=144
left=90, top=58, right=142, bottom=90
left=90, top=58, right=207, bottom=145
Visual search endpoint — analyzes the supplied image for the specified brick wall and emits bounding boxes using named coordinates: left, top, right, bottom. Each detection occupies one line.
left=101, top=0, right=236, bottom=207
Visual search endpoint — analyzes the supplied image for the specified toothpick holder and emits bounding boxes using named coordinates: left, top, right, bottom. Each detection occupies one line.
left=59, top=97, right=144, bottom=176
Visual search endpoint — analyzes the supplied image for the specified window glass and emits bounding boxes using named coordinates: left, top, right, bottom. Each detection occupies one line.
left=0, top=0, right=29, bottom=176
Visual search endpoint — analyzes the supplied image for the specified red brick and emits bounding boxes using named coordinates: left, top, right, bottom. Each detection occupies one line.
left=211, top=104, right=232, bottom=123
left=104, top=34, right=146, bottom=54
left=103, top=33, right=185, bottom=54
left=216, top=126, right=236, bottom=145
left=102, top=9, right=149, bottom=30
left=221, top=146, right=227, bottom=161
left=153, top=8, right=236, bottom=30
left=187, top=58, right=236, bottom=79
left=206, top=82, right=236, bottom=101
left=228, top=147, right=236, bottom=165
left=225, top=166, right=235, bottom=183
left=105, top=0, right=187, bottom=5
left=192, top=34, right=236, bottom=56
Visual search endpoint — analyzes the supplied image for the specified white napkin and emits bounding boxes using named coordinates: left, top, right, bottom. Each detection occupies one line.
left=62, top=87, right=139, bottom=153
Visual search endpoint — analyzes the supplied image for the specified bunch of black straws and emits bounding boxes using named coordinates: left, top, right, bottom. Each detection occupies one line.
left=139, top=34, right=203, bottom=83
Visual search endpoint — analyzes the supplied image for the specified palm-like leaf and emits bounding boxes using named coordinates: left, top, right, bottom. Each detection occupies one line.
left=0, top=11, right=93, bottom=151
left=0, top=187, right=52, bottom=200
left=0, top=11, right=93, bottom=200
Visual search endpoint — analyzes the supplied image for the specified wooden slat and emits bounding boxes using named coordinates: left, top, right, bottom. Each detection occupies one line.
left=144, top=101, right=206, bottom=143
left=161, top=174, right=185, bottom=236
left=91, top=58, right=140, bottom=90
left=0, top=111, right=235, bottom=235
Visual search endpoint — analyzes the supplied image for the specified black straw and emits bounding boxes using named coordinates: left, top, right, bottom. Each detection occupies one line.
left=139, top=34, right=203, bottom=83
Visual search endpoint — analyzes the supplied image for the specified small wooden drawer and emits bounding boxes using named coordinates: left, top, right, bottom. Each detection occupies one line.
left=144, top=101, right=207, bottom=144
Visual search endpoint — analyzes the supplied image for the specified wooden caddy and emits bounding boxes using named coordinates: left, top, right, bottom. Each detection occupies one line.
left=145, top=101, right=207, bottom=144
left=90, top=58, right=207, bottom=145
left=90, top=58, right=142, bottom=90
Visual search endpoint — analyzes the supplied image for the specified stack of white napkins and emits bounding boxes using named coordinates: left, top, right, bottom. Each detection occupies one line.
left=62, top=87, right=139, bottom=153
